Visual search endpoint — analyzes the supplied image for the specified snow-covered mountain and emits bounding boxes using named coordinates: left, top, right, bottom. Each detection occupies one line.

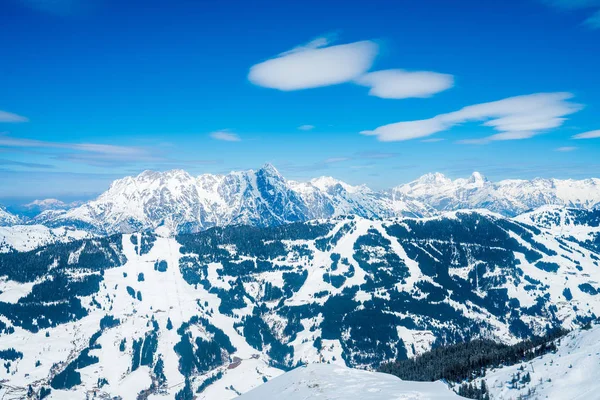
left=1, top=208, right=599, bottom=398
left=396, top=172, right=600, bottom=216
left=23, top=198, right=81, bottom=214
left=0, top=206, right=21, bottom=226
left=39, top=165, right=432, bottom=235
left=237, top=363, right=462, bottom=399
left=289, top=176, right=432, bottom=219
left=1, top=167, right=598, bottom=237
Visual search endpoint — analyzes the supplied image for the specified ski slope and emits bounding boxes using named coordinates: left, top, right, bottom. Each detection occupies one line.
left=478, top=326, right=600, bottom=400
left=237, top=363, right=463, bottom=400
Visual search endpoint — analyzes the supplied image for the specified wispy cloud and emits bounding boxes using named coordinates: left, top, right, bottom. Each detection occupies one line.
left=354, top=151, right=399, bottom=159
left=540, top=0, right=600, bottom=29
left=585, top=10, right=600, bottom=28
left=0, top=133, right=147, bottom=154
left=298, top=125, right=315, bottom=131
left=421, top=138, right=445, bottom=143
left=0, top=158, right=55, bottom=169
left=324, top=157, right=350, bottom=164
left=572, top=129, right=600, bottom=139
left=355, top=69, right=454, bottom=99
left=0, top=111, right=28, bottom=123
left=279, top=151, right=398, bottom=174
left=0, top=133, right=157, bottom=167
left=248, top=36, right=378, bottom=90
left=361, top=92, right=582, bottom=143
left=555, top=146, right=577, bottom=152
left=209, top=130, right=241, bottom=142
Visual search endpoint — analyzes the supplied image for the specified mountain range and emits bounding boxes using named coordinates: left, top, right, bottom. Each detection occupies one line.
left=1, top=164, right=599, bottom=237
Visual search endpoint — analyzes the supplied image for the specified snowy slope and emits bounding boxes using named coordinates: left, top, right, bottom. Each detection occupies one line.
left=475, top=326, right=600, bottom=400
left=1, top=209, right=600, bottom=398
left=0, top=232, right=282, bottom=399
left=0, top=225, right=92, bottom=253
left=396, top=173, right=600, bottom=216
left=237, top=363, right=463, bottom=400
left=0, top=206, right=21, bottom=226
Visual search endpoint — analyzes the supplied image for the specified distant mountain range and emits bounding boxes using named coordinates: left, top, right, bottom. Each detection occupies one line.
left=396, top=171, right=600, bottom=216
left=1, top=164, right=599, bottom=235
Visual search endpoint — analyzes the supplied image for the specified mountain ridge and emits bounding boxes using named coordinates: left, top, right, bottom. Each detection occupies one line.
left=2, top=165, right=599, bottom=235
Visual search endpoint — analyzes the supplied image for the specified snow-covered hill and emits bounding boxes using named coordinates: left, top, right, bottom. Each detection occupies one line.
left=396, top=173, right=600, bottom=216
left=1, top=208, right=599, bottom=398
left=237, top=363, right=462, bottom=399
left=0, top=225, right=92, bottom=253
left=0, top=206, right=21, bottom=226
left=475, top=325, right=600, bottom=399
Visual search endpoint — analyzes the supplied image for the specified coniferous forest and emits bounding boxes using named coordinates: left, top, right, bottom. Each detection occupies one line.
left=378, top=328, right=568, bottom=399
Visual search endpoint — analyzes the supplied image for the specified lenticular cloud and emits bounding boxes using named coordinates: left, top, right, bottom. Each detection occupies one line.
left=248, top=39, right=378, bottom=91
left=355, top=69, right=454, bottom=99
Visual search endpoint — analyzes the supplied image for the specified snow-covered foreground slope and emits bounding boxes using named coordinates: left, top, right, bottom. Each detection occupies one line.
left=0, top=208, right=599, bottom=398
left=0, top=225, right=92, bottom=253
left=478, top=326, right=600, bottom=400
left=237, top=363, right=463, bottom=400
left=0, top=232, right=283, bottom=399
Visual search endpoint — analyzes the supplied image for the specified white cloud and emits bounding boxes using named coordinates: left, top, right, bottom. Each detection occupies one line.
left=0, top=111, right=28, bottom=122
left=210, top=130, right=241, bottom=142
left=572, top=129, right=600, bottom=139
left=355, top=69, right=454, bottom=99
left=248, top=37, right=378, bottom=91
left=361, top=92, right=582, bottom=142
left=298, top=125, right=315, bottom=131
left=555, top=146, right=578, bottom=152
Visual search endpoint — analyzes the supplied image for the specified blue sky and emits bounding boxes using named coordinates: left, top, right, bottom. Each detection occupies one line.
left=1, top=0, right=599, bottom=202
